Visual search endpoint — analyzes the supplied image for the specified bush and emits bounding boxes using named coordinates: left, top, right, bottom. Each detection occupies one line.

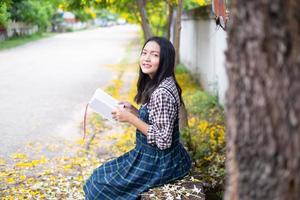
left=177, top=65, right=225, bottom=188
left=0, top=2, right=11, bottom=28
left=10, top=0, right=55, bottom=31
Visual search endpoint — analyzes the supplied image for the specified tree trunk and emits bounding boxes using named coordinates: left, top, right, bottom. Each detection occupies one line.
left=174, top=0, right=183, bottom=66
left=179, top=103, right=188, bottom=132
left=174, top=0, right=187, bottom=130
left=225, top=0, right=300, bottom=200
left=165, top=0, right=173, bottom=40
left=136, top=0, right=153, bottom=40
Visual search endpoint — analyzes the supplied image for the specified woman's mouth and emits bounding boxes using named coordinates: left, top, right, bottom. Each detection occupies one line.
left=142, top=64, right=152, bottom=68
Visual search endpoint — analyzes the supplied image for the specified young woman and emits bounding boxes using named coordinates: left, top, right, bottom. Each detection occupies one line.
left=83, top=36, right=191, bottom=200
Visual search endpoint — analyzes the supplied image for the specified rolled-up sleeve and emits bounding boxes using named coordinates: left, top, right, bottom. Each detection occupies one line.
left=147, top=88, right=177, bottom=150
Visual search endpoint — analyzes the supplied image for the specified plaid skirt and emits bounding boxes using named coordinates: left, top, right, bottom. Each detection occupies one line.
left=83, top=105, right=191, bottom=200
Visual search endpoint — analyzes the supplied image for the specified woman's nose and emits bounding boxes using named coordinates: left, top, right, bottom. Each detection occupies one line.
left=144, top=53, right=151, bottom=61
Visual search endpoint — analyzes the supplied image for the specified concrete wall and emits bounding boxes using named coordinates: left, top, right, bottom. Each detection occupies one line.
left=175, top=7, right=228, bottom=105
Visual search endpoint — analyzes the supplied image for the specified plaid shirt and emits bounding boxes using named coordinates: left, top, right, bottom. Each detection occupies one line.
left=147, top=77, right=180, bottom=150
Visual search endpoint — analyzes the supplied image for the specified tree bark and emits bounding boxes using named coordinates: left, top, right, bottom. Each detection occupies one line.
left=165, top=0, right=173, bottom=40
left=136, top=0, right=153, bottom=40
left=179, top=104, right=188, bottom=132
left=174, top=0, right=183, bottom=66
left=225, top=0, right=300, bottom=200
left=174, top=0, right=187, bottom=130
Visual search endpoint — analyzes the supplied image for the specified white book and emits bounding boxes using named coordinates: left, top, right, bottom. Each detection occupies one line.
left=88, top=88, right=119, bottom=122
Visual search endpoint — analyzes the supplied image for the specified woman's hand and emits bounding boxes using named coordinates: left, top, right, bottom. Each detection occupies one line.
left=112, top=103, right=149, bottom=135
left=118, top=101, right=138, bottom=116
left=111, top=106, right=134, bottom=123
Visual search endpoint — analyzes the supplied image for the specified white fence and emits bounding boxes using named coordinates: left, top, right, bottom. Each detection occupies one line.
left=174, top=7, right=228, bottom=105
left=0, top=22, right=38, bottom=41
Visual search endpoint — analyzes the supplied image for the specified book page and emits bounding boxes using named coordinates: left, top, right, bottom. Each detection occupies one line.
left=88, top=89, right=119, bottom=122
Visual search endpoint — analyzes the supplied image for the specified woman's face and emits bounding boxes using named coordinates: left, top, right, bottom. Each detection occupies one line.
left=140, top=41, right=160, bottom=79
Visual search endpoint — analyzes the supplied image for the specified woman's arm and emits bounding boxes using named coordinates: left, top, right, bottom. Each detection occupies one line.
left=146, top=88, right=178, bottom=150
left=128, top=114, right=149, bottom=135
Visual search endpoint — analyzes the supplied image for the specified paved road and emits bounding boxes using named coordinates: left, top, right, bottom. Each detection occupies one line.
left=0, top=25, right=139, bottom=157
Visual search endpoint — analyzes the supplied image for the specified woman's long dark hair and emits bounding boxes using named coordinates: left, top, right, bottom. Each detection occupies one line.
left=134, top=36, right=183, bottom=105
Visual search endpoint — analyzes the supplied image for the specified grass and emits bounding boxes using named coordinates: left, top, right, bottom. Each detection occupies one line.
left=0, top=32, right=54, bottom=50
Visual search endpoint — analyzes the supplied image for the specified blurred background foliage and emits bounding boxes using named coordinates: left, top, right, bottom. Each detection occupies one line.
left=0, top=0, right=211, bottom=34
left=0, top=2, right=11, bottom=28
left=9, top=0, right=56, bottom=31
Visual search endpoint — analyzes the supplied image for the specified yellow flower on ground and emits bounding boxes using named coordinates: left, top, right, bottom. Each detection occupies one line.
left=6, top=177, right=15, bottom=184
left=20, top=175, right=27, bottom=181
left=198, top=120, right=208, bottom=131
left=188, top=117, right=197, bottom=127
left=0, top=158, right=6, bottom=165
left=11, top=153, right=28, bottom=160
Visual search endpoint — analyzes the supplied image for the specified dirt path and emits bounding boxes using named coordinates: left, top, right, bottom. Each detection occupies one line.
left=0, top=25, right=139, bottom=158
